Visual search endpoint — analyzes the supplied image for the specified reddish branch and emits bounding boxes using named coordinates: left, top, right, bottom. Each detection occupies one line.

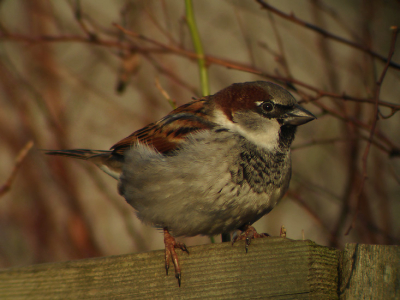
left=345, top=26, right=398, bottom=235
left=0, top=141, right=34, bottom=197
left=112, top=25, right=400, bottom=112
left=1, top=25, right=399, bottom=157
left=0, top=32, right=163, bottom=53
left=292, top=136, right=389, bottom=154
left=311, top=100, right=397, bottom=153
left=256, top=0, right=400, bottom=70
left=1, top=29, right=398, bottom=112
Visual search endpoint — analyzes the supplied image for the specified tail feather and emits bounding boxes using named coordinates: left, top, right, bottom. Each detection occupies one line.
left=45, top=149, right=121, bottom=179
left=44, top=149, right=112, bottom=160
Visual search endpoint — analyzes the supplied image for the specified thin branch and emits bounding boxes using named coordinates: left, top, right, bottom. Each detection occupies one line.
left=292, top=173, right=400, bottom=244
left=112, top=23, right=195, bottom=56
left=234, top=7, right=256, bottom=67
left=2, top=29, right=399, bottom=113
left=309, top=93, right=400, bottom=112
left=255, top=0, right=400, bottom=70
left=0, top=32, right=134, bottom=51
left=345, top=26, right=398, bottom=235
left=119, top=27, right=400, bottom=111
left=111, top=25, right=400, bottom=154
left=155, top=77, right=176, bottom=109
left=0, top=141, right=34, bottom=197
left=292, top=136, right=389, bottom=154
left=312, top=0, right=361, bottom=42
left=72, top=0, right=97, bottom=40
left=143, top=4, right=178, bottom=46
left=267, top=10, right=292, bottom=78
left=142, top=54, right=198, bottom=95
left=311, top=100, right=398, bottom=153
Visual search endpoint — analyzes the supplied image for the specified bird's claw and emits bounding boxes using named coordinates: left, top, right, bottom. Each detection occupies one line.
left=175, top=272, right=181, bottom=287
left=165, top=260, right=169, bottom=276
left=232, top=225, right=269, bottom=252
left=163, top=228, right=189, bottom=287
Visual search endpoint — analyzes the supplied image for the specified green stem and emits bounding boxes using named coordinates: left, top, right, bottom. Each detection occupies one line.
left=185, top=0, right=210, bottom=96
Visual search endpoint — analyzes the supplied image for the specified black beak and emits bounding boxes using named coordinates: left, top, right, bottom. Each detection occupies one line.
left=283, top=104, right=316, bottom=126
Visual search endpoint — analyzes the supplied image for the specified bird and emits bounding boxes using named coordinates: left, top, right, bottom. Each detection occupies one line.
left=45, top=81, right=316, bottom=286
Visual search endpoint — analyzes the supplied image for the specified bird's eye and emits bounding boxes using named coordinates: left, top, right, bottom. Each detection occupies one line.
left=261, top=102, right=274, bottom=112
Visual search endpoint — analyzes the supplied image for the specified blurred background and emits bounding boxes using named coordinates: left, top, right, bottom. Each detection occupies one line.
left=0, top=0, right=399, bottom=268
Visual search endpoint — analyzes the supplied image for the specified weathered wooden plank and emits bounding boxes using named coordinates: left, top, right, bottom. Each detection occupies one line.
left=0, top=238, right=339, bottom=299
left=339, top=243, right=400, bottom=300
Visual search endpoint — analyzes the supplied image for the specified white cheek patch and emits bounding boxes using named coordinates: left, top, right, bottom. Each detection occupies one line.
left=213, top=110, right=280, bottom=151
left=235, top=118, right=280, bottom=151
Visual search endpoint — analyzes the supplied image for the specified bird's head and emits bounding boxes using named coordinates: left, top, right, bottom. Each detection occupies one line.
left=212, top=81, right=316, bottom=150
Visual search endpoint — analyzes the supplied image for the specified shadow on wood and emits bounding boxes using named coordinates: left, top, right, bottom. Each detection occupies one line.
left=340, top=244, right=400, bottom=299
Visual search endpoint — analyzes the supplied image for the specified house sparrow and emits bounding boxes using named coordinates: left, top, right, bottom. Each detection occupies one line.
left=46, top=81, right=315, bottom=286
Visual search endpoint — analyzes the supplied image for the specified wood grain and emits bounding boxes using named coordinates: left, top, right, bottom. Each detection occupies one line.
left=0, top=238, right=340, bottom=299
left=340, top=243, right=400, bottom=300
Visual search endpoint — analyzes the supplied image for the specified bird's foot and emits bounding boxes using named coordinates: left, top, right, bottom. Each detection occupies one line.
left=163, top=228, right=189, bottom=287
left=232, top=225, right=270, bottom=253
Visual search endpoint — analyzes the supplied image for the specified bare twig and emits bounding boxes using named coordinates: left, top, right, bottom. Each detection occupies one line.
left=2, top=26, right=399, bottom=159
left=292, top=135, right=390, bottom=154
left=0, top=32, right=135, bottom=51
left=143, top=3, right=178, bottom=46
left=234, top=7, right=256, bottom=67
left=0, top=141, right=34, bottom=197
left=112, top=24, right=400, bottom=111
left=142, top=54, right=198, bottom=95
left=345, top=26, right=398, bottom=235
left=311, top=100, right=398, bottom=153
left=256, top=0, right=400, bottom=70
left=308, top=93, right=400, bottom=113
left=72, top=0, right=97, bottom=40
left=2, top=30, right=399, bottom=113
left=155, top=77, right=176, bottom=109
left=267, top=10, right=291, bottom=78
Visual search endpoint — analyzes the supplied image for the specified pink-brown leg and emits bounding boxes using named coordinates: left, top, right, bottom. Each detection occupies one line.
left=163, top=227, right=189, bottom=287
left=232, top=225, right=269, bottom=253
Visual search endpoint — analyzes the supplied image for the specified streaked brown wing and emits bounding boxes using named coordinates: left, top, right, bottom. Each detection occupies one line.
left=111, top=99, right=215, bottom=155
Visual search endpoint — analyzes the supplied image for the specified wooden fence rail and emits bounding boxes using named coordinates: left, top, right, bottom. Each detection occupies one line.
left=0, top=238, right=398, bottom=299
